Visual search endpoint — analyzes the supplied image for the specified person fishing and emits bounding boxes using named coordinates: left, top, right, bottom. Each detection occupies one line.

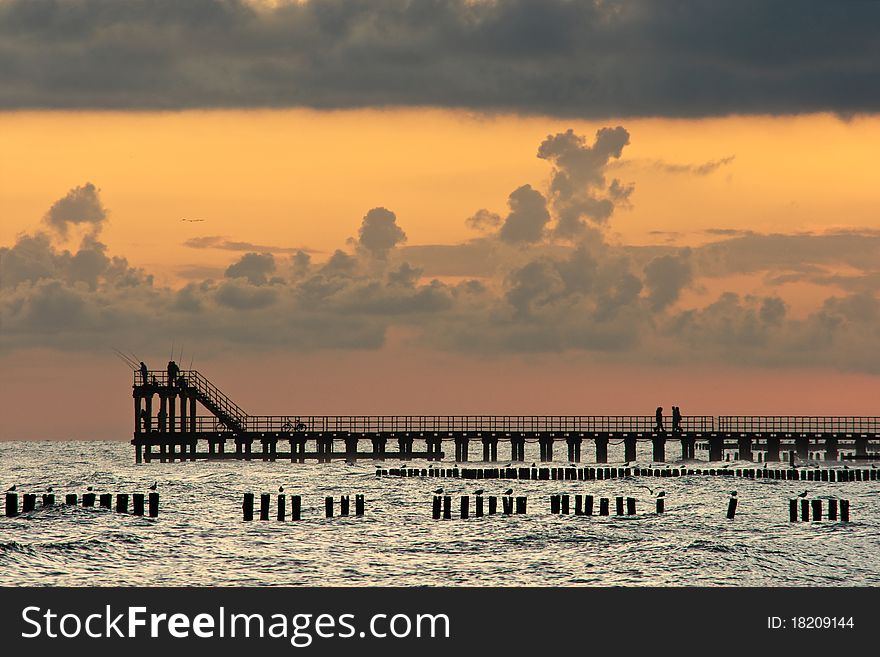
left=139, top=361, right=149, bottom=385
left=167, top=360, right=179, bottom=387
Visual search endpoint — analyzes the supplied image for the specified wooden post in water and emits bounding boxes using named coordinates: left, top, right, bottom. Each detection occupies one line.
left=443, top=495, right=452, bottom=519
left=116, top=493, right=129, bottom=514
left=811, top=499, right=822, bottom=521
left=460, top=495, right=470, bottom=519
left=574, top=495, right=583, bottom=515
left=99, top=493, right=111, bottom=509
left=840, top=499, right=850, bottom=522
left=626, top=497, right=636, bottom=515
left=800, top=498, right=809, bottom=521
left=43, top=493, right=55, bottom=507
left=789, top=499, right=797, bottom=522
left=599, top=498, right=609, bottom=516
left=260, top=493, right=271, bottom=521
left=488, top=496, right=497, bottom=515
left=340, top=495, right=350, bottom=516
left=277, top=494, right=286, bottom=521
left=475, top=496, right=484, bottom=517
left=550, top=494, right=561, bottom=514
left=584, top=495, right=594, bottom=516
left=502, top=496, right=514, bottom=515
left=148, top=492, right=159, bottom=517
left=515, top=496, right=527, bottom=514
left=656, top=497, right=664, bottom=514
left=324, top=496, right=334, bottom=518
left=828, top=498, right=838, bottom=520
left=242, top=493, right=254, bottom=521
left=561, top=494, right=570, bottom=514
left=726, top=496, right=737, bottom=519
left=132, top=494, right=145, bottom=516
left=291, top=495, right=302, bottom=520
left=355, top=494, right=365, bottom=516
left=83, top=493, right=96, bottom=507
left=432, top=496, right=441, bottom=519
left=615, top=496, right=624, bottom=516
left=5, top=493, right=18, bottom=517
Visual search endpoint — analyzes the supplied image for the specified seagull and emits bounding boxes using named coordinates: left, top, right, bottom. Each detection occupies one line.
left=531, top=463, right=536, bottom=468
left=47, top=486, right=53, bottom=492
left=6, top=485, right=15, bottom=492
left=729, top=491, right=737, bottom=497
left=797, top=490, right=808, bottom=498
left=87, top=486, right=93, bottom=491
left=474, top=489, right=484, bottom=496
left=180, top=218, right=205, bottom=222
left=278, top=485, right=284, bottom=493
left=503, top=488, right=513, bottom=496
left=637, top=485, right=655, bottom=495
left=657, top=491, right=666, bottom=498
left=843, top=465, right=849, bottom=470
left=433, top=488, right=443, bottom=494
left=502, top=464, right=511, bottom=468
left=149, top=481, right=158, bottom=491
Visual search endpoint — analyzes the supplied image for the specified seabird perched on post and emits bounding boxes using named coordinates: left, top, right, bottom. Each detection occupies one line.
left=149, top=481, right=158, bottom=491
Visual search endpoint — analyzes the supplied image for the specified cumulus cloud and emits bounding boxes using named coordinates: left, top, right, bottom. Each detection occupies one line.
left=42, top=182, right=106, bottom=238
left=498, top=185, right=550, bottom=244
left=643, top=251, right=692, bottom=311
left=2, top=1, right=879, bottom=117
left=465, top=209, right=502, bottom=233
left=224, top=252, right=277, bottom=285
left=357, top=207, right=406, bottom=258
left=537, top=128, right=633, bottom=237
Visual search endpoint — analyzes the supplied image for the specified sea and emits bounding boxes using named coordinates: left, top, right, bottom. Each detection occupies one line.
left=1, top=440, right=879, bottom=586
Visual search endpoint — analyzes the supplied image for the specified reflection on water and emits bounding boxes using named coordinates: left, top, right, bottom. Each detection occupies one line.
left=1, top=441, right=878, bottom=586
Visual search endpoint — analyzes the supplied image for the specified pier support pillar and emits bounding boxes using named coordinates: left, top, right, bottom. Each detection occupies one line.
left=855, top=437, right=868, bottom=459
left=652, top=435, right=666, bottom=463
left=824, top=437, right=838, bottom=462
left=145, top=394, right=153, bottom=432
left=133, top=395, right=142, bottom=433
left=708, top=435, right=724, bottom=462
left=371, top=436, right=388, bottom=461
left=397, top=435, right=414, bottom=460
left=345, top=435, right=360, bottom=460
left=795, top=436, right=809, bottom=461
left=510, top=436, right=525, bottom=462
left=159, top=393, right=168, bottom=432
left=179, top=391, right=187, bottom=434
left=189, top=395, right=196, bottom=433
left=737, top=436, right=753, bottom=462
left=289, top=437, right=306, bottom=463
left=482, top=436, right=498, bottom=462
left=680, top=436, right=695, bottom=460
left=539, top=435, right=554, bottom=462
left=765, top=436, right=781, bottom=462
left=317, top=436, right=334, bottom=463
left=566, top=436, right=582, bottom=463
left=425, top=435, right=442, bottom=461
left=168, top=394, right=176, bottom=435
left=454, top=436, right=469, bottom=462
left=135, top=442, right=143, bottom=464
left=595, top=436, right=609, bottom=464
left=624, top=436, right=637, bottom=463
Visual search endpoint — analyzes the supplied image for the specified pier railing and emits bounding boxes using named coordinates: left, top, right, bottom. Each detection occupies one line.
left=717, top=416, right=880, bottom=434
left=134, top=370, right=248, bottom=429
left=239, top=415, right=716, bottom=434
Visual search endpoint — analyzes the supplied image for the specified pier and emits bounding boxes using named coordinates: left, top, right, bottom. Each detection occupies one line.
left=130, top=370, right=880, bottom=464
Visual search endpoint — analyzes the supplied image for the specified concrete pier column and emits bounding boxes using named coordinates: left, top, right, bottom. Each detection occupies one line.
left=539, top=435, right=554, bottom=462
left=510, top=436, right=525, bottom=462
left=595, top=436, right=609, bottom=464
left=345, top=435, right=360, bottom=460
left=855, top=437, right=868, bottom=458
left=134, top=395, right=142, bottom=433
left=737, top=436, right=753, bottom=461
left=766, top=436, right=781, bottom=462
left=708, top=435, right=724, bottom=461
left=680, top=436, right=695, bottom=460
left=454, top=436, right=469, bottom=462
left=566, top=436, right=582, bottom=463
left=824, top=436, right=838, bottom=461
left=795, top=436, right=809, bottom=460
left=482, top=436, right=498, bottom=462
left=168, top=394, right=176, bottom=434
left=425, top=436, right=442, bottom=461
left=397, top=435, right=414, bottom=460
left=145, top=394, right=153, bottom=432
left=317, top=436, right=333, bottom=463
left=652, top=435, right=666, bottom=463
left=371, top=435, right=388, bottom=460
left=624, top=436, right=637, bottom=463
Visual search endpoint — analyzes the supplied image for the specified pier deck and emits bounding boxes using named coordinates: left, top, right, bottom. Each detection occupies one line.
left=130, top=370, right=880, bottom=464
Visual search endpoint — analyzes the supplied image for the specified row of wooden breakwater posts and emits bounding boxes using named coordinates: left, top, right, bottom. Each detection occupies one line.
left=242, top=494, right=365, bottom=521
left=377, top=465, right=880, bottom=482
left=4, top=491, right=159, bottom=517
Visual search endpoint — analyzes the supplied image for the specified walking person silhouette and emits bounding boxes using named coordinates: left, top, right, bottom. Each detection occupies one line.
left=672, top=406, right=682, bottom=433
left=654, top=406, right=664, bottom=432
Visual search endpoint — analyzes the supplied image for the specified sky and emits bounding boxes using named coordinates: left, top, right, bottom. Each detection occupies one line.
left=2, top=0, right=880, bottom=439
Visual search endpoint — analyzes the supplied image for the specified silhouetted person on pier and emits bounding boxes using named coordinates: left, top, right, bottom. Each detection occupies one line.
left=139, top=361, right=148, bottom=385
left=655, top=406, right=664, bottom=432
left=672, top=406, right=682, bottom=433
left=167, top=360, right=179, bottom=387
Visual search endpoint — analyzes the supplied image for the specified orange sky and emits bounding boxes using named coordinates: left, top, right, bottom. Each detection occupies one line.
left=3, top=109, right=880, bottom=439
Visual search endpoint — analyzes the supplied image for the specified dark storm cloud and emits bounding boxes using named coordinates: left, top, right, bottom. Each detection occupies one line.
left=2, top=0, right=879, bottom=116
